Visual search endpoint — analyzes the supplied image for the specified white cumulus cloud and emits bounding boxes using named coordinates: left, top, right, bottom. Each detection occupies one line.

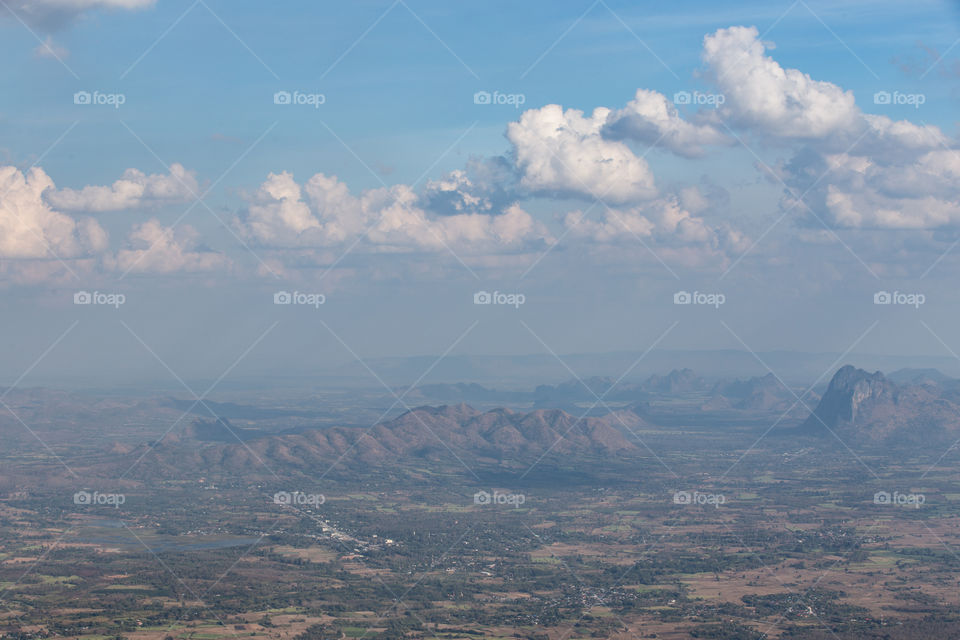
left=703, top=25, right=859, bottom=141
left=507, top=104, right=658, bottom=204
left=698, top=25, right=960, bottom=231
left=603, top=89, right=730, bottom=157
left=45, top=163, right=199, bottom=212
left=0, top=165, right=108, bottom=260
left=107, top=219, right=229, bottom=274
left=237, top=171, right=552, bottom=256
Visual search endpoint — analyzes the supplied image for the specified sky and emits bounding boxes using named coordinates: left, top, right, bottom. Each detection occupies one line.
left=1, top=0, right=960, bottom=388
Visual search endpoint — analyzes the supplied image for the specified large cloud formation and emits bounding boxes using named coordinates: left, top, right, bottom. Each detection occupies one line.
left=506, top=104, right=658, bottom=204
left=3, top=23, right=956, bottom=283
left=0, top=164, right=225, bottom=280
left=107, top=219, right=228, bottom=274
left=703, top=26, right=860, bottom=140
left=46, top=164, right=199, bottom=212
left=603, top=89, right=731, bottom=158
left=237, top=171, right=552, bottom=258
left=0, top=166, right=107, bottom=260
left=701, top=26, right=960, bottom=229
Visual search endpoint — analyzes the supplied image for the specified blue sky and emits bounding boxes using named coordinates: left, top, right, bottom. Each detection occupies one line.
left=1, top=0, right=960, bottom=387
left=5, top=0, right=957, bottom=188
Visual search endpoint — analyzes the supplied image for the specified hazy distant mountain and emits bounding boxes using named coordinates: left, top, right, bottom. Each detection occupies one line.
left=640, top=369, right=708, bottom=394
left=529, top=369, right=710, bottom=409
left=799, top=365, right=960, bottom=444
left=708, top=373, right=817, bottom=412
left=332, top=350, right=960, bottom=388
left=409, top=383, right=531, bottom=405
left=532, top=376, right=649, bottom=408
left=886, top=368, right=954, bottom=387
left=406, top=369, right=802, bottom=412
left=413, top=370, right=756, bottom=409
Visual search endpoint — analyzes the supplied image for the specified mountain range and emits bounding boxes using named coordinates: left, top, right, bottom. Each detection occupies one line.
left=127, top=403, right=654, bottom=475
left=109, top=365, right=960, bottom=478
